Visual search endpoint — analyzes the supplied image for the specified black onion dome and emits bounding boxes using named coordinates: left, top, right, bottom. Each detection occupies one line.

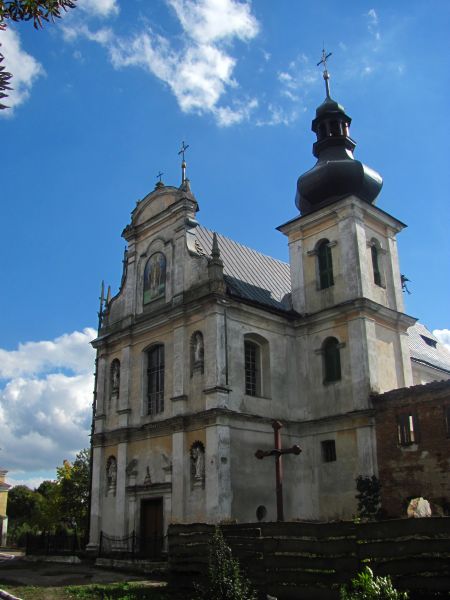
left=296, top=93, right=383, bottom=216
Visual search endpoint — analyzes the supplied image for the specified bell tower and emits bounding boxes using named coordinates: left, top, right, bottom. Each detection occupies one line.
left=279, top=51, right=414, bottom=410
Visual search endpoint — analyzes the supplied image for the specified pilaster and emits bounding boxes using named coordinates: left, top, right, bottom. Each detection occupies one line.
left=205, top=424, right=232, bottom=522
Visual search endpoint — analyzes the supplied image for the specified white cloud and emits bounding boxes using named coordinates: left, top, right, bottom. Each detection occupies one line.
left=0, top=28, right=44, bottom=113
left=0, top=328, right=96, bottom=379
left=63, top=0, right=260, bottom=126
left=167, top=0, right=258, bottom=44
left=0, top=329, right=95, bottom=478
left=367, top=8, right=381, bottom=41
left=78, top=0, right=119, bottom=18
left=433, top=329, right=450, bottom=354
left=368, top=8, right=378, bottom=26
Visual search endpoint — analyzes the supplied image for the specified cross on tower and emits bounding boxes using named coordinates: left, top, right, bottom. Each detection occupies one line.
left=156, top=171, right=164, bottom=183
left=255, top=420, right=302, bottom=522
left=178, top=141, right=189, bottom=183
left=317, top=47, right=332, bottom=97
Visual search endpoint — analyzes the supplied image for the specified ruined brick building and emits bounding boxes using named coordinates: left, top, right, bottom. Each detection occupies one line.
left=87, top=63, right=450, bottom=553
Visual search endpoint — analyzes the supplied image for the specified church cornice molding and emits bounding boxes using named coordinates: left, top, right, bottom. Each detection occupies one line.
left=124, top=197, right=198, bottom=242
left=92, top=404, right=376, bottom=448
left=293, top=297, right=416, bottom=331
left=278, top=195, right=406, bottom=237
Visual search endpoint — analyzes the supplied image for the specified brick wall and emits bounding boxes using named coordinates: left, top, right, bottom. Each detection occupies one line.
left=373, top=379, right=450, bottom=517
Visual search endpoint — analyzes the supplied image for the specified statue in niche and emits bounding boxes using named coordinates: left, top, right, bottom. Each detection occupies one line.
left=191, top=331, right=204, bottom=375
left=106, top=456, right=117, bottom=493
left=143, top=252, right=166, bottom=304
left=111, top=359, right=120, bottom=398
left=190, top=441, right=205, bottom=485
left=144, top=466, right=152, bottom=487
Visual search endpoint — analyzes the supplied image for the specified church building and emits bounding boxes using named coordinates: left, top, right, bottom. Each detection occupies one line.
left=88, top=60, right=450, bottom=553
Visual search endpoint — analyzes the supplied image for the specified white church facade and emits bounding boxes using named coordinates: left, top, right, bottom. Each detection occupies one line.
left=87, top=67, right=450, bottom=553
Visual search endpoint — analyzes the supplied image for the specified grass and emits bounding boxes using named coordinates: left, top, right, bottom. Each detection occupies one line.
left=0, top=581, right=182, bottom=600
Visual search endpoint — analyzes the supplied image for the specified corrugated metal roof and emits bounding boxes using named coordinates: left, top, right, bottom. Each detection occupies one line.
left=194, top=226, right=450, bottom=375
left=195, top=226, right=292, bottom=311
left=407, top=322, right=450, bottom=374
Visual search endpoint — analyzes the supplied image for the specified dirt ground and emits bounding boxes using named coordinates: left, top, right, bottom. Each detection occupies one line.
left=0, top=552, right=168, bottom=599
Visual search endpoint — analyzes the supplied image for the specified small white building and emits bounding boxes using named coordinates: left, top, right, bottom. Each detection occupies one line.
left=88, top=74, right=450, bottom=554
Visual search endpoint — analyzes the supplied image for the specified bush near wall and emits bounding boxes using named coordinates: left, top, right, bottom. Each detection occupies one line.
left=168, top=519, right=450, bottom=600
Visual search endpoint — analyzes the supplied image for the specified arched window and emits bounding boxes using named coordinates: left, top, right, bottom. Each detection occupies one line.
left=110, top=359, right=120, bottom=400
left=317, top=240, right=334, bottom=290
left=147, top=344, right=164, bottom=415
left=371, top=244, right=382, bottom=287
left=244, top=334, right=271, bottom=397
left=244, top=340, right=259, bottom=396
left=143, top=252, right=166, bottom=304
left=322, top=337, right=341, bottom=383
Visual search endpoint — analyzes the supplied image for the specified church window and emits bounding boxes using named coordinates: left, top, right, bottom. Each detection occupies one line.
left=147, top=344, right=164, bottom=415
left=244, top=334, right=271, bottom=397
left=317, top=240, right=334, bottom=289
left=371, top=245, right=382, bottom=286
left=323, top=337, right=341, bottom=383
left=321, top=440, right=336, bottom=462
left=143, top=252, right=166, bottom=304
left=397, top=414, right=418, bottom=446
left=245, top=341, right=258, bottom=396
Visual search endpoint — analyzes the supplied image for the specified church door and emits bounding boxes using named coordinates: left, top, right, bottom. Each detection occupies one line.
left=140, top=498, right=163, bottom=559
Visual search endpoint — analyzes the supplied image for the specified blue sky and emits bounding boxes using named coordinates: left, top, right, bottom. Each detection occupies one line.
left=1, top=0, right=449, bottom=487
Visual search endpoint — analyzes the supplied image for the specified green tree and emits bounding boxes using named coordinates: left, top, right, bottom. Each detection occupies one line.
left=57, top=448, right=90, bottom=535
left=0, top=0, right=77, bottom=108
left=194, top=526, right=257, bottom=600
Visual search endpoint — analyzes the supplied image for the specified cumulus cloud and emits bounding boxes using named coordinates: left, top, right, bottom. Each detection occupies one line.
left=0, top=328, right=96, bottom=379
left=433, top=329, right=450, bottom=354
left=77, top=0, right=119, bottom=18
left=63, top=0, right=260, bottom=126
left=0, top=329, right=95, bottom=480
left=0, top=28, right=44, bottom=113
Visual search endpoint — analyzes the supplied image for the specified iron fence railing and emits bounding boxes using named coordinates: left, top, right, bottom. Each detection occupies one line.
left=99, top=531, right=164, bottom=560
left=25, top=532, right=84, bottom=556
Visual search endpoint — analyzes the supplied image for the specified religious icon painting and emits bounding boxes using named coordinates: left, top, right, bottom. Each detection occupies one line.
left=143, top=252, right=167, bottom=304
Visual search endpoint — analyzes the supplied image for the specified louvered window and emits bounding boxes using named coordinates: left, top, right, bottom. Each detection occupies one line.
left=318, top=240, right=334, bottom=289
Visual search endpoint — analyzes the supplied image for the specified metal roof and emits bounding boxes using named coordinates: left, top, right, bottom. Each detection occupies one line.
left=407, top=322, right=450, bottom=374
left=195, top=226, right=292, bottom=311
left=194, top=226, right=450, bottom=375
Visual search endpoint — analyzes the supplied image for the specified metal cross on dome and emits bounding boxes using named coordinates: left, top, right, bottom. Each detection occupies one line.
left=178, top=141, right=189, bottom=183
left=178, top=140, right=189, bottom=161
left=156, top=171, right=164, bottom=183
left=255, top=421, right=302, bottom=522
left=317, top=47, right=332, bottom=97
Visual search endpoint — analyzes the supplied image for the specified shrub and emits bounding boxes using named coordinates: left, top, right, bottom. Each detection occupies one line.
left=194, top=526, right=257, bottom=600
left=340, top=566, right=408, bottom=600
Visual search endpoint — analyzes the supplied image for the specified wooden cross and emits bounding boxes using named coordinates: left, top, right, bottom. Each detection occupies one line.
left=255, top=421, right=301, bottom=522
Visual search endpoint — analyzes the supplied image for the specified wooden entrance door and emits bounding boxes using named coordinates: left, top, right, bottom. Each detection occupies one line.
left=140, top=498, right=163, bottom=558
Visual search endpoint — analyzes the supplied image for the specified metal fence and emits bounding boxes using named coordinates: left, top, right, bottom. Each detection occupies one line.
left=99, top=531, right=164, bottom=560
left=25, top=531, right=84, bottom=556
